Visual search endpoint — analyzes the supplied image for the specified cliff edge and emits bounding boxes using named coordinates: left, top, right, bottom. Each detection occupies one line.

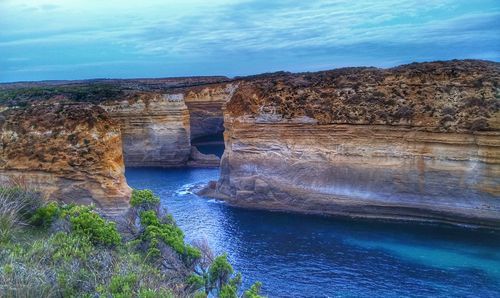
left=215, top=60, right=500, bottom=228
left=0, top=103, right=131, bottom=216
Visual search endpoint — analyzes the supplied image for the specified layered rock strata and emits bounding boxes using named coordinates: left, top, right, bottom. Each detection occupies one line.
left=184, top=83, right=236, bottom=140
left=187, top=146, right=220, bottom=167
left=102, top=93, right=192, bottom=167
left=214, top=60, right=500, bottom=228
left=0, top=103, right=131, bottom=216
left=0, top=60, right=498, bottom=227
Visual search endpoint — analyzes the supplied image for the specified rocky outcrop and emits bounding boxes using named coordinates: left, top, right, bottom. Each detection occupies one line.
left=101, top=88, right=229, bottom=167
left=0, top=103, right=131, bottom=216
left=214, top=60, right=500, bottom=228
left=187, top=146, right=220, bottom=167
left=0, top=60, right=498, bottom=228
left=184, top=83, right=236, bottom=140
left=101, top=93, right=192, bottom=167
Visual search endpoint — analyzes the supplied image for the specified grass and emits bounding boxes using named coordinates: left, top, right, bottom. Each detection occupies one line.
left=0, top=186, right=265, bottom=298
left=0, top=186, right=43, bottom=242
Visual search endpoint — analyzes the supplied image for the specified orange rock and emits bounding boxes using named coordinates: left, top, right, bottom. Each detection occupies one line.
left=0, top=103, right=131, bottom=216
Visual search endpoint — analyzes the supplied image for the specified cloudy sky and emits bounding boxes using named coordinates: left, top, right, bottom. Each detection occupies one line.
left=0, top=0, right=499, bottom=82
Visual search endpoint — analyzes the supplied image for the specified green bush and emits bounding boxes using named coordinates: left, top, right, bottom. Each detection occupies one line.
left=139, top=210, right=201, bottom=262
left=219, top=284, right=238, bottom=298
left=187, top=274, right=205, bottom=289
left=30, top=201, right=60, bottom=227
left=209, top=254, right=234, bottom=290
left=244, top=282, right=265, bottom=298
left=109, top=273, right=137, bottom=298
left=0, top=185, right=264, bottom=297
left=50, top=232, right=94, bottom=262
left=140, top=210, right=161, bottom=226
left=62, top=205, right=121, bottom=246
left=131, top=189, right=160, bottom=208
left=193, top=291, right=208, bottom=298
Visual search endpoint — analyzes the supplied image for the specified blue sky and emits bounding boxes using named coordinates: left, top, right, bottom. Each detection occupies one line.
left=0, top=0, right=499, bottom=82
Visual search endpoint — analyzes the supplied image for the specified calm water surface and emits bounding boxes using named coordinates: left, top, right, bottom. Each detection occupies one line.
left=126, top=167, right=500, bottom=298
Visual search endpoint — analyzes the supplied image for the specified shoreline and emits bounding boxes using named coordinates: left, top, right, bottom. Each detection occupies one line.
left=196, top=182, right=500, bottom=231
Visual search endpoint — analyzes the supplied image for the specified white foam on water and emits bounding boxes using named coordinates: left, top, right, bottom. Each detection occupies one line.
left=175, top=182, right=197, bottom=196
left=207, top=199, right=225, bottom=204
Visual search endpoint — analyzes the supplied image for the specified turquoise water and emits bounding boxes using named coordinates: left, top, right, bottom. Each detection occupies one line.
left=126, top=167, right=500, bottom=298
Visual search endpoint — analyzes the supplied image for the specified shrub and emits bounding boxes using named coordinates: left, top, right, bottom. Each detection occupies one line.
left=191, top=251, right=265, bottom=297
left=131, top=189, right=160, bottom=208
left=30, top=201, right=60, bottom=227
left=50, top=232, right=94, bottom=262
left=244, top=282, right=265, bottom=298
left=62, top=205, right=121, bottom=246
left=0, top=186, right=43, bottom=219
left=219, top=284, right=238, bottom=298
left=193, top=291, right=208, bottom=298
left=109, top=273, right=137, bottom=298
left=0, top=185, right=264, bottom=297
left=187, top=274, right=205, bottom=290
left=0, top=231, right=96, bottom=297
left=139, top=210, right=201, bottom=262
left=0, top=205, right=17, bottom=243
left=209, top=254, right=234, bottom=290
left=0, top=258, right=57, bottom=297
left=138, top=288, right=174, bottom=298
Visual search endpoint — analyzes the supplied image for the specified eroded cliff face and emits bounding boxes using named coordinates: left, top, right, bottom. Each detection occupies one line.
left=184, top=83, right=236, bottom=140
left=216, top=60, right=500, bottom=228
left=0, top=60, right=498, bottom=226
left=101, top=93, right=192, bottom=167
left=0, top=77, right=231, bottom=216
left=101, top=88, right=227, bottom=167
left=0, top=103, right=131, bottom=215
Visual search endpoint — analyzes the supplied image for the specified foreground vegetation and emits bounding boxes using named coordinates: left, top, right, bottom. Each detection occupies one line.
left=0, top=187, right=264, bottom=297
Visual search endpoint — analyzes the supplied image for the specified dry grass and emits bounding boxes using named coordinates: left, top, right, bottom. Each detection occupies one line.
left=0, top=182, right=43, bottom=243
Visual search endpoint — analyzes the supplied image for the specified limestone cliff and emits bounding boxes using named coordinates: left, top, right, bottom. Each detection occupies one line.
left=215, top=60, right=500, bottom=228
left=0, top=103, right=131, bottom=215
left=184, top=83, right=236, bottom=140
left=0, top=60, right=498, bottom=227
left=101, top=93, right=192, bottom=167
left=101, top=89, right=224, bottom=167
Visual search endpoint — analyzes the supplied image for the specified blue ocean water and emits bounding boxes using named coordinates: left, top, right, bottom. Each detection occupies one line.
left=125, top=167, right=500, bottom=298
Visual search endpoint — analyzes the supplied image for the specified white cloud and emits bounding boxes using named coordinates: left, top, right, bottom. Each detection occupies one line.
left=0, top=0, right=498, bottom=81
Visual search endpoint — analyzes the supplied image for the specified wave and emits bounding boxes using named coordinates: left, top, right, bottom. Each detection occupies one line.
left=207, top=199, right=225, bottom=204
left=175, top=182, right=198, bottom=196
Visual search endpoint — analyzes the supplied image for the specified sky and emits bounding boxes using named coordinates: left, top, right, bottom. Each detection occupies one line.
left=0, top=0, right=499, bottom=82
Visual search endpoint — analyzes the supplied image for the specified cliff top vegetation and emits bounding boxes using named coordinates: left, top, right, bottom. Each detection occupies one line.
left=0, top=184, right=265, bottom=298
